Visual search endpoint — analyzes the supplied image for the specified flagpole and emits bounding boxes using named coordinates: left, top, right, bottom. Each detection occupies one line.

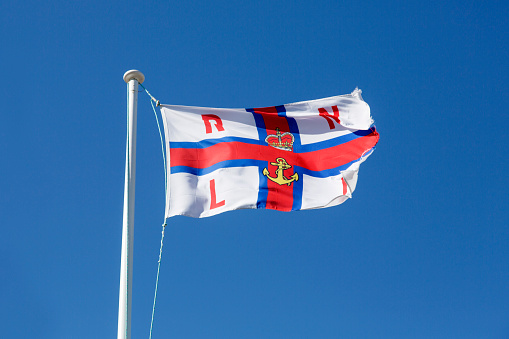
left=118, top=70, right=145, bottom=339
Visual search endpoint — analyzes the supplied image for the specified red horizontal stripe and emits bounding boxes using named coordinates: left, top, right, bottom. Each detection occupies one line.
left=171, top=131, right=379, bottom=172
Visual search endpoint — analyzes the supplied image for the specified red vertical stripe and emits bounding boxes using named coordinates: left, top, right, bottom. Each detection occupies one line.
left=252, top=107, right=294, bottom=211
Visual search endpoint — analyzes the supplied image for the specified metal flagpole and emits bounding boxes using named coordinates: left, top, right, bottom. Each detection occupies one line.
left=118, top=70, right=145, bottom=339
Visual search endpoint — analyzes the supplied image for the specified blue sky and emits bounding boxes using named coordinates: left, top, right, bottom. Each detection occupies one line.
left=1, top=0, right=508, bottom=338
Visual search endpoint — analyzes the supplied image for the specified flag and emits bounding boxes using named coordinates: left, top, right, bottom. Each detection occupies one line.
left=160, top=88, right=379, bottom=218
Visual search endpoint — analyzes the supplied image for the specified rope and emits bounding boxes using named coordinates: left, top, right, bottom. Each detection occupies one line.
left=139, top=84, right=168, bottom=339
left=140, top=84, right=167, bottom=198
left=140, top=82, right=161, bottom=107
left=149, top=223, right=167, bottom=339
left=150, top=99, right=168, bottom=198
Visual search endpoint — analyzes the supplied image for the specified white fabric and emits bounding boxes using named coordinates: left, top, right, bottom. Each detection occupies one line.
left=301, top=173, right=351, bottom=210
left=167, top=167, right=260, bottom=218
left=161, top=90, right=372, bottom=144
left=160, top=89, right=376, bottom=218
left=162, top=106, right=258, bottom=143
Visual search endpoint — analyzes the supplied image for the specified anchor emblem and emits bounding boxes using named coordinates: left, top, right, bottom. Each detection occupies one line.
left=263, top=158, right=299, bottom=186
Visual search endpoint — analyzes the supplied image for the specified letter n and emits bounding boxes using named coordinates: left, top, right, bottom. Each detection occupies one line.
left=202, top=114, right=225, bottom=134
left=209, top=179, right=225, bottom=209
left=318, top=106, right=341, bottom=129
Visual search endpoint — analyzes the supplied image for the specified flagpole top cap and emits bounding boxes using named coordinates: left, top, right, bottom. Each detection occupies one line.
left=123, top=70, right=145, bottom=84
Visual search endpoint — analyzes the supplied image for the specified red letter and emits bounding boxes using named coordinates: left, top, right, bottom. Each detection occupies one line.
left=341, top=177, right=348, bottom=195
left=318, top=106, right=341, bottom=129
left=202, top=114, right=225, bottom=134
left=209, top=179, right=225, bottom=209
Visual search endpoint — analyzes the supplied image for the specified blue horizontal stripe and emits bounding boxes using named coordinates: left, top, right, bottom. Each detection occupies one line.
left=170, top=136, right=264, bottom=149
left=295, top=146, right=375, bottom=178
left=289, top=147, right=373, bottom=212
left=169, top=128, right=373, bottom=153
left=298, top=129, right=373, bottom=152
left=171, top=159, right=267, bottom=176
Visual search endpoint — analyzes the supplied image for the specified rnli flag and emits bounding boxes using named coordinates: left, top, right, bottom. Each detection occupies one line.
left=160, top=89, right=379, bottom=218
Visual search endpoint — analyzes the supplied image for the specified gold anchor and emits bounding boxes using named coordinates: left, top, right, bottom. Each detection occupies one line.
left=263, top=157, right=299, bottom=186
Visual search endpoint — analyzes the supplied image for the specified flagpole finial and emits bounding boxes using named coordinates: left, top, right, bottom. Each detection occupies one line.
left=123, top=70, right=145, bottom=84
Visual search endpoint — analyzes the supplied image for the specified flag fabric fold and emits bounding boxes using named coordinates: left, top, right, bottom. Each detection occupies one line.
left=160, top=88, right=379, bottom=218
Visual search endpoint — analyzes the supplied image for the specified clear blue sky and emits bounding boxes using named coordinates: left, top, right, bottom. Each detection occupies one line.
left=1, top=0, right=508, bottom=338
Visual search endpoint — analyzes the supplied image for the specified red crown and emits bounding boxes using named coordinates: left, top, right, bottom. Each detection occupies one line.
left=265, top=128, right=294, bottom=151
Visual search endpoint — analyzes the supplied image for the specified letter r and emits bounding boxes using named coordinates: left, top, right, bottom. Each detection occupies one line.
left=202, top=114, right=225, bottom=134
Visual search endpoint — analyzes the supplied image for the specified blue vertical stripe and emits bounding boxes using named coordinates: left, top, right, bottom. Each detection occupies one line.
left=277, top=104, right=302, bottom=148
left=246, top=108, right=267, bottom=141
left=275, top=105, right=286, bottom=117
left=292, top=166, right=304, bottom=210
left=257, top=167, right=269, bottom=209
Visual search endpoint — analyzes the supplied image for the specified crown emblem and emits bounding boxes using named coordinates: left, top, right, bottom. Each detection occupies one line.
left=265, top=128, right=294, bottom=151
